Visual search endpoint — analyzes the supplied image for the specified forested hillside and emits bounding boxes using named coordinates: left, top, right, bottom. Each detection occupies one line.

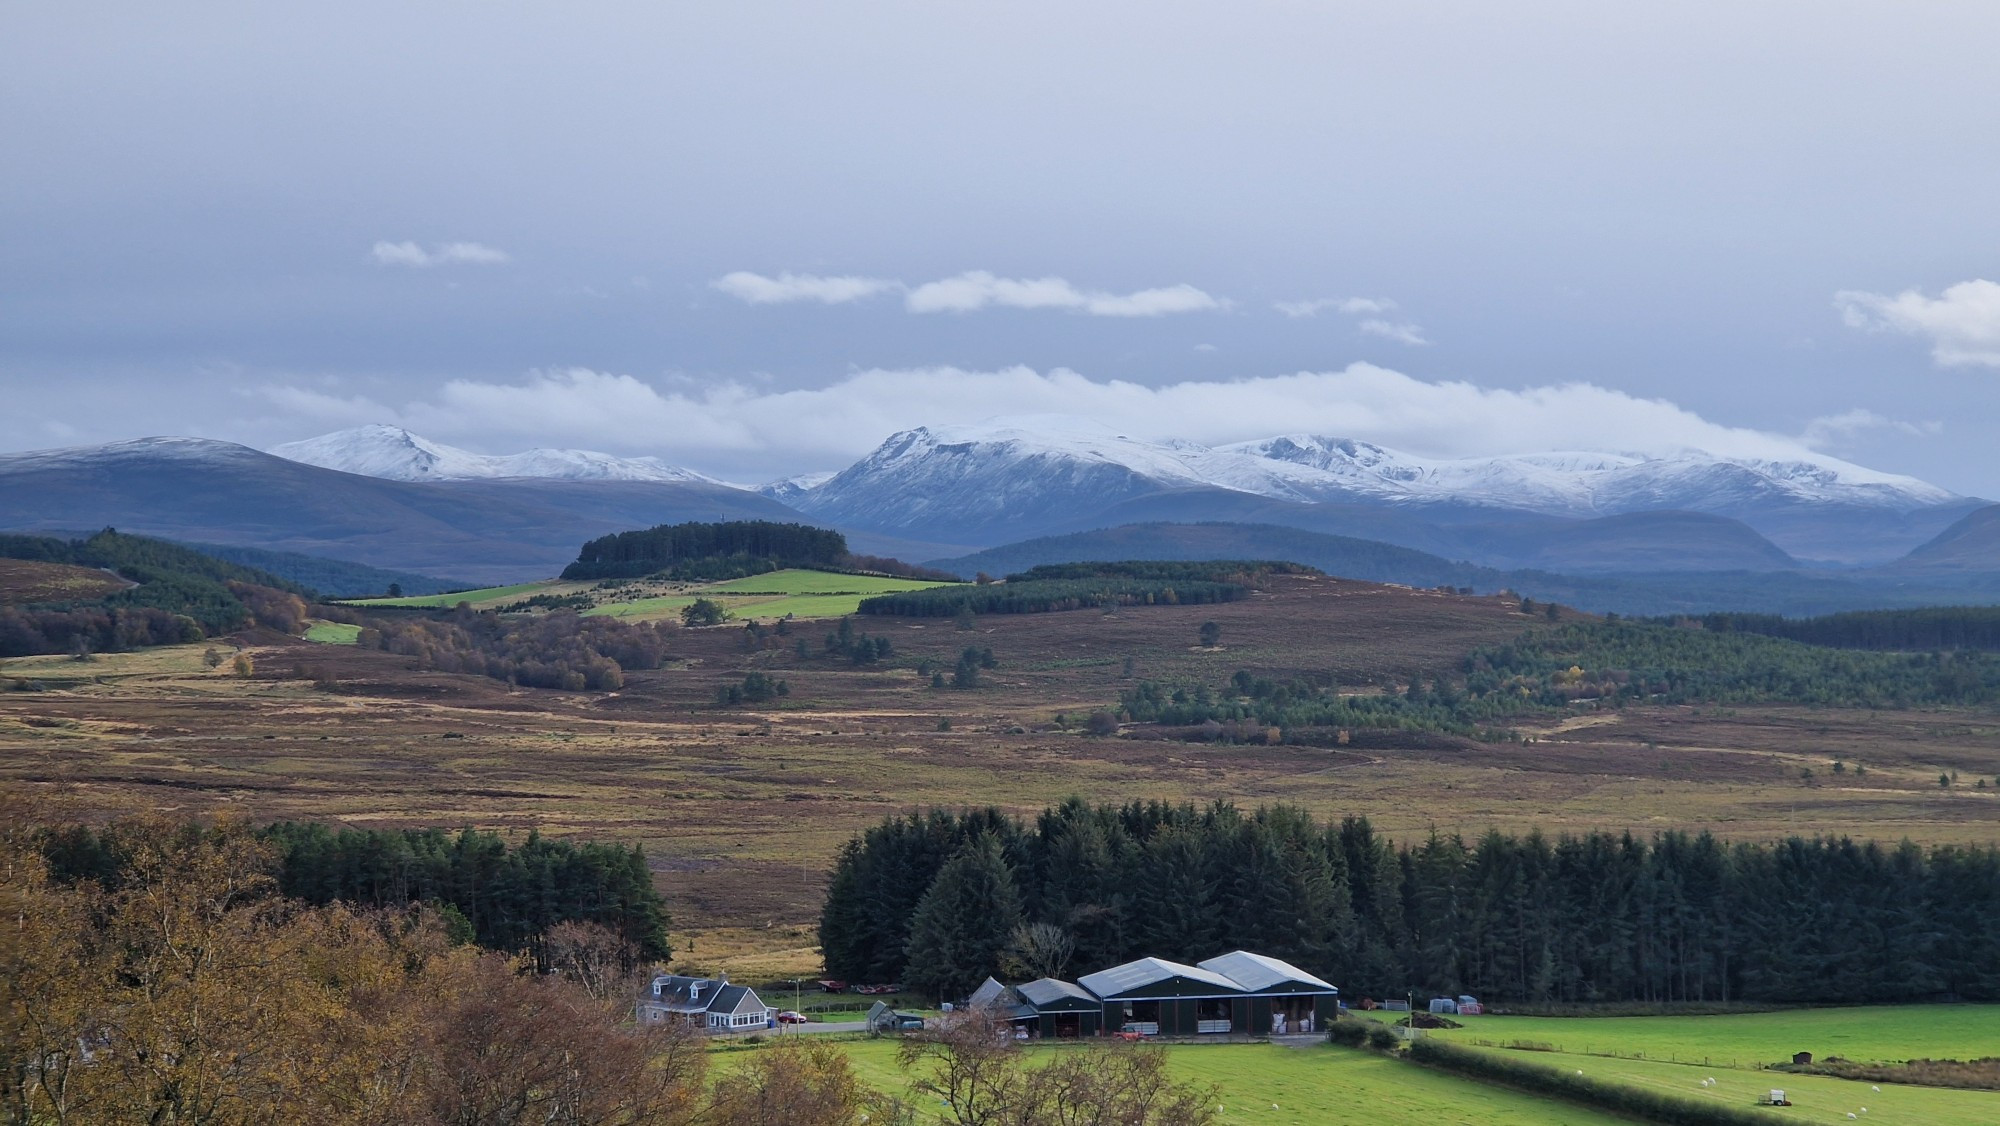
left=0, top=529, right=311, bottom=657
left=822, top=800, right=2000, bottom=1005
left=1693, top=606, right=2000, bottom=651
left=183, top=541, right=467, bottom=597
left=1116, top=619, right=2000, bottom=744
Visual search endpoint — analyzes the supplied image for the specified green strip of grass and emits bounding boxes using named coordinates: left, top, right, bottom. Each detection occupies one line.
left=340, top=581, right=553, bottom=608
left=702, top=570, right=956, bottom=596
left=303, top=621, right=362, bottom=645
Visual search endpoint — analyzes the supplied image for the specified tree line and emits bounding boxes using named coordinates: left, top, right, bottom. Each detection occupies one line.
left=40, top=818, right=671, bottom=967
left=821, top=799, right=2000, bottom=1006
left=1688, top=605, right=2000, bottom=652
left=320, top=605, right=673, bottom=690
left=857, top=577, right=1249, bottom=618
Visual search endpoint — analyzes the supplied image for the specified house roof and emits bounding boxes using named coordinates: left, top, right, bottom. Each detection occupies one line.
left=706, top=984, right=767, bottom=1015
left=1016, top=977, right=1097, bottom=1008
left=968, top=977, right=1010, bottom=1008
left=1078, top=957, right=1244, bottom=999
left=1198, top=950, right=1337, bottom=994
left=645, top=974, right=766, bottom=1015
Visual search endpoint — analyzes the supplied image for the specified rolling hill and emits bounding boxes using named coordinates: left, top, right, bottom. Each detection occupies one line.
left=0, top=438, right=810, bottom=585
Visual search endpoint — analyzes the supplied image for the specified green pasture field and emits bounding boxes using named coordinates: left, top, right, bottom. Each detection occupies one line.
left=1451, top=1044, right=1998, bottom=1125
left=302, top=621, right=361, bottom=644
left=340, top=581, right=555, bottom=608
left=701, top=571, right=955, bottom=596
left=1436, top=1005, right=2000, bottom=1069
left=580, top=595, right=701, bottom=620
left=820, top=1038, right=1621, bottom=1125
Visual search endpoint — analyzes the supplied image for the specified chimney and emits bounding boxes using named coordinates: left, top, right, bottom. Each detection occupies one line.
left=719, top=971, right=730, bottom=985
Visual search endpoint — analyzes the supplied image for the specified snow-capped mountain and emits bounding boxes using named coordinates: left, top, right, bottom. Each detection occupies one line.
left=1229, top=434, right=1956, bottom=516
left=755, top=471, right=838, bottom=507
left=779, top=415, right=1967, bottom=560
left=270, top=425, right=715, bottom=484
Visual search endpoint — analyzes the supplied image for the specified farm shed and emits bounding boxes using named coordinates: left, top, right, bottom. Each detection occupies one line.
left=1080, top=957, right=1251, bottom=1036
left=1012, top=977, right=1105, bottom=1039
left=1197, top=950, right=1339, bottom=1034
left=967, top=976, right=1009, bottom=1010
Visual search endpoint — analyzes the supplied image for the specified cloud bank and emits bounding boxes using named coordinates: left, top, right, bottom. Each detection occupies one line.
left=711, top=270, right=1226, bottom=316
left=260, top=364, right=1859, bottom=480
left=1837, top=279, right=2000, bottom=368
left=710, top=271, right=896, bottom=305
left=903, top=272, right=1224, bottom=316
left=370, top=241, right=512, bottom=268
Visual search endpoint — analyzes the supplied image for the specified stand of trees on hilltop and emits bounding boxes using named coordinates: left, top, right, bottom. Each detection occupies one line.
left=822, top=800, right=2000, bottom=1005
left=561, top=519, right=847, bottom=580
left=1690, top=605, right=2000, bottom=652
left=0, top=529, right=314, bottom=657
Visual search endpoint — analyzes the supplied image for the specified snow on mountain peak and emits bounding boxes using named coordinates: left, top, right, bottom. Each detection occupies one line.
left=269, top=426, right=715, bottom=484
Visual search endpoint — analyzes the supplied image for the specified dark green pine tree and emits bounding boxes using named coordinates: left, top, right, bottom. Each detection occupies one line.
left=902, top=833, right=1023, bottom=1001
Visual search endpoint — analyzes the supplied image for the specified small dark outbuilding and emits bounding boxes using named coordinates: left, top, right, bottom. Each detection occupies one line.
left=1792, top=1051, right=1813, bottom=1065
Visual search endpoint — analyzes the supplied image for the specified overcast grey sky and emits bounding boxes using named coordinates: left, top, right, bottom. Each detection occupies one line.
left=4, top=1, right=1999, bottom=492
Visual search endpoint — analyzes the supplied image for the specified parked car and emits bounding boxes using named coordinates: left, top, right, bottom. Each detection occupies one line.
left=776, top=1010, right=808, bottom=1024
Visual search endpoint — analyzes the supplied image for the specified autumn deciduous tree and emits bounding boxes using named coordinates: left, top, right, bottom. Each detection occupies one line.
left=0, top=793, right=741, bottom=1126
left=898, top=1014, right=1219, bottom=1126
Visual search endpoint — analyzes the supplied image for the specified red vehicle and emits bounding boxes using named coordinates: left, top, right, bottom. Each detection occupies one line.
left=776, top=1011, right=808, bottom=1024
left=814, top=980, right=848, bottom=994
left=855, top=983, right=902, bottom=995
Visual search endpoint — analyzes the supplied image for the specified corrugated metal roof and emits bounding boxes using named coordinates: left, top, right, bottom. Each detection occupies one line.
left=1198, top=950, right=1336, bottom=994
left=1017, top=977, right=1096, bottom=1007
left=1077, top=957, right=1243, bottom=998
left=968, top=977, right=1010, bottom=1008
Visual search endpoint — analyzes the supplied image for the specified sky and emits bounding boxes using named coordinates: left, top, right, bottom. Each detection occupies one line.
left=3, top=1, right=1999, bottom=494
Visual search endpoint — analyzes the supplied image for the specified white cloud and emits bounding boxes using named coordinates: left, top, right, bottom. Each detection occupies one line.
left=1275, top=296, right=1396, bottom=318
left=263, top=363, right=1845, bottom=479
left=904, top=271, right=1225, bottom=316
left=370, top=240, right=511, bottom=268
left=1801, top=407, right=1941, bottom=449
left=711, top=271, right=897, bottom=305
left=710, top=268, right=1227, bottom=316
left=1836, top=279, right=2000, bottom=368
left=1276, top=296, right=1428, bottom=344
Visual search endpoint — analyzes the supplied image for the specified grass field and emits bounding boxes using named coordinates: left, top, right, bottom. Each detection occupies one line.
left=821, top=1038, right=1625, bottom=1125
left=700, top=571, right=954, bottom=596
left=1439, top=1005, right=2000, bottom=1070
left=341, top=569, right=954, bottom=621
left=1455, top=1045, right=1995, bottom=1125
left=340, top=581, right=559, bottom=609
left=302, top=620, right=361, bottom=644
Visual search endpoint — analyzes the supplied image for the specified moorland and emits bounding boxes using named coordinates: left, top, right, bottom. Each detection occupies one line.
left=8, top=565, right=2000, bottom=979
